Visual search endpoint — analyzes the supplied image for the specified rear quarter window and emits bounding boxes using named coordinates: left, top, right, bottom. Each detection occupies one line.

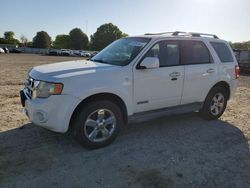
left=210, top=42, right=234, bottom=62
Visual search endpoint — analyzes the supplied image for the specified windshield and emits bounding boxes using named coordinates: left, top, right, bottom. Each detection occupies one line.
left=91, top=37, right=151, bottom=66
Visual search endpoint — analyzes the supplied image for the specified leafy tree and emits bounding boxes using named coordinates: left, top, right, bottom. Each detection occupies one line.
left=20, top=34, right=28, bottom=47
left=32, top=31, right=52, bottom=48
left=232, top=41, right=250, bottom=50
left=4, top=31, right=14, bottom=40
left=53, top=34, right=70, bottom=49
left=90, top=23, right=127, bottom=51
left=0, top=38, right=5, bottom=44
left=27, top=41, right=33, bottom=48
left=122, top=33, right=129, bottom=38
left=1, top=31, right=19, bottom=45
left=69, top=28, right=89, bottom=50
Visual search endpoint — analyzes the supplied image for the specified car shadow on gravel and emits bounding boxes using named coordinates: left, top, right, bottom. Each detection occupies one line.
left=0, top=113, right=249, bottom=188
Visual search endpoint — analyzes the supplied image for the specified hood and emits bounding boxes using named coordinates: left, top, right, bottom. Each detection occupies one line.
left=29, top=60, right=116, bottom=81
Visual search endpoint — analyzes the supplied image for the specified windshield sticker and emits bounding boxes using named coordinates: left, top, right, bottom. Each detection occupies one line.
left=128, top=41, right=146, bottom=47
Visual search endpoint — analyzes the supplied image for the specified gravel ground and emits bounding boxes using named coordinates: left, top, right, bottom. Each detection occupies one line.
left=0, top=54, right=249, bottom=188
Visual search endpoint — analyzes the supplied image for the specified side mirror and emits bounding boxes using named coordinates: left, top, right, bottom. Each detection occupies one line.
left=139, top=57, right=159, bottom=69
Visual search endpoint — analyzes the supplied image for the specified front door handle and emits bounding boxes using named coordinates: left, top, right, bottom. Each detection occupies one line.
left=169, top=72, right=181, bottom=77
left=206, top=68, right=215, bottom=73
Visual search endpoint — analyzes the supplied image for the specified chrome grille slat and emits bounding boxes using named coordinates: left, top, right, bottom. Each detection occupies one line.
left=24, top=77, right=35, bottom=99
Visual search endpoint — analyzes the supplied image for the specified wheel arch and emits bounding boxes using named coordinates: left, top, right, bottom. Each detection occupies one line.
left=69, top=92, right=128, bottom=130
left=209, top=81, right=231, bottom=100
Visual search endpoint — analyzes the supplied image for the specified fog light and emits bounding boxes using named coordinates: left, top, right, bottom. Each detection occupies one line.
left=35, top=111, right=48, bottom=123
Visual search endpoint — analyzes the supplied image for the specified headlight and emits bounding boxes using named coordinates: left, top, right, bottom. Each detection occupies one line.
left=33, top=81, right=63, bottom=98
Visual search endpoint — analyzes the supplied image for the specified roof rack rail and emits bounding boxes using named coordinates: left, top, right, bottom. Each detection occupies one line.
left=144, top=31, right=219, bottom=39
left=172, top=31, right=219, bottom=39
left=144, top=32, right=173, bottom=35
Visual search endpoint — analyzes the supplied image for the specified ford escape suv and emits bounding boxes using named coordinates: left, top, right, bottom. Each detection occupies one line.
left=20, top=31, right=239, bottom=149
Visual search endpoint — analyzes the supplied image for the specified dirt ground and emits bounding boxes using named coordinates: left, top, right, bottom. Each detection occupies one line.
left=0, top=54, right=249, bottom=188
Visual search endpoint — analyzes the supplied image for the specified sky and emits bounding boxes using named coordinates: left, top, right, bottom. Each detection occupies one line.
left=0, top=0, right=250, bottom=42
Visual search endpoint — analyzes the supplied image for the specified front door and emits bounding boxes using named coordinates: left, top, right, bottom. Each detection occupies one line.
left=133, top=40, right=184, bottom=113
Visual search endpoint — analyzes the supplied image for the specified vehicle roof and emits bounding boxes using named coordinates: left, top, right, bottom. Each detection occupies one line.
left=128, top=31, right=228, bottom=43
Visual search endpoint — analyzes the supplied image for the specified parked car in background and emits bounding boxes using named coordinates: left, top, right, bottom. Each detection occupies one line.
left=46, top=49, right=96, bottom=57
left=48, top=49, right=59, bottom=56
left=60, top=49, right=72, bottom=56
left=20, top=31, right=239, bottom=149
left=10, top=48, right=22, bottom=53
left=0, top=48, right=5, bottom=53
left=90, top=51, right=99, bottom=58
left=2, top=47, right=9, bottom=53
left=0, top=44, right=18, bottom=53
left=73, top=51, right=91, bottom=57
left=73, top=50, right=81, bottom=56
left=234, top=49, right=250, bottom=72
left=80, top=51, right=91, bottom=57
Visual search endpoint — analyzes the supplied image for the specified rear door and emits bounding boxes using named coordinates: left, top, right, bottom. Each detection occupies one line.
left=181, top=40, right=218, bottom=104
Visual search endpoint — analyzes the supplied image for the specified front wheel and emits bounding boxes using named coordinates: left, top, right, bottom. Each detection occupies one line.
left=73, top=100, right=123, bottom=149
left=200, top=86, right=228, bottom=120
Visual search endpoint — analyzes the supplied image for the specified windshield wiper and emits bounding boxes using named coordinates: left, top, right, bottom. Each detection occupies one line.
left=91, top=59, right=110, bottom=64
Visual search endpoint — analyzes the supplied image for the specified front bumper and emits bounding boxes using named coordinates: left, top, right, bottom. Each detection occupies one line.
left=20, top=90, right=81, bottom=133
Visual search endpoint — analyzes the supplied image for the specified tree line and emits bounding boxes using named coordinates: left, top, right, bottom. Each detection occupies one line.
left=229, top=41, right=250, bottom=51
left=0, top=23, right=128, bottom=51
left=1, top=26, right=250, bottom=51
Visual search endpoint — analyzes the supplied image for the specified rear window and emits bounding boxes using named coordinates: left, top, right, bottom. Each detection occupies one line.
left=211, top=42, right=234, bottom=62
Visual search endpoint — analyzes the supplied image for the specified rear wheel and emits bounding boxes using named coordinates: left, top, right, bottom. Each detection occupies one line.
left=200, top=86, right=228, bottom=120
left=73, top=100, right=123, bottom=149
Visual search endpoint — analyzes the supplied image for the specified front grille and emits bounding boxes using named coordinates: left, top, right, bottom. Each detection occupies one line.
left=24, top=77, right=35, bottom=99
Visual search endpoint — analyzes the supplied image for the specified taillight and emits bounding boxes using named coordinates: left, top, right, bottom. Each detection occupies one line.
left=235, top=65, right=240, bottom=79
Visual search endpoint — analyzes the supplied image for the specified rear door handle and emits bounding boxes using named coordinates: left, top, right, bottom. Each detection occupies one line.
left=206, top=68, right=215, bottom=73
left=171, top=77, right=178, bottom=81
left=169, top=72, right=181, bottom=77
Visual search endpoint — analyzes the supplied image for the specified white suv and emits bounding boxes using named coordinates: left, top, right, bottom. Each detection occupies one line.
left=20, top=31, right=239, bottom=149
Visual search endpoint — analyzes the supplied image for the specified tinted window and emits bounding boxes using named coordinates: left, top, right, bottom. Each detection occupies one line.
left=182, top=41, right=210, bottom=64
left=211, top=42, right=234, bottom=62
left=144, top=41, right=180, bottom=67
left=91, top=37, right=151, bottom=66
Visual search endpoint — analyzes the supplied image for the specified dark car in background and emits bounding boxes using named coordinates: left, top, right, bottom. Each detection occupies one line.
left=10, top=48, right=22, bottom=53
left=234, top=50, right=250, bottom=72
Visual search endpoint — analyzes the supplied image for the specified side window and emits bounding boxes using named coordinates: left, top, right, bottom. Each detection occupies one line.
left=182, top=41, right=210, bottom=64
left=144, top=41, right=180, bottom=67
left=210, top=42, right=234, bottom=62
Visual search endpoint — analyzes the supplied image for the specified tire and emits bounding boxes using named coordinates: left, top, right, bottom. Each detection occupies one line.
left=72, top=100, right=123, bottom=149
left=200, top=86, right=228, bottom=120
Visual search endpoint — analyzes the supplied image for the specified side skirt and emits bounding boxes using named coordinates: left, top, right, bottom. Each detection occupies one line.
left=128, top=102, right=203, bottom=123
